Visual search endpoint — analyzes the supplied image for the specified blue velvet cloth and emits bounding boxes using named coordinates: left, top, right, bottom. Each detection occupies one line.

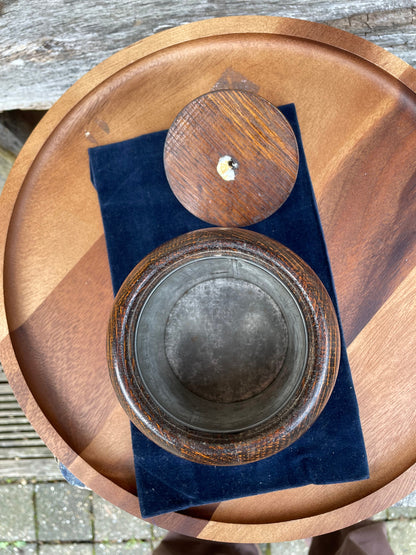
left=89, top=104, right=369, bottom=518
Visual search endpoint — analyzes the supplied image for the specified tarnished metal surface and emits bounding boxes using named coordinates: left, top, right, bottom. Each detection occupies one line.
left=135, top=255, right=307, bottom=433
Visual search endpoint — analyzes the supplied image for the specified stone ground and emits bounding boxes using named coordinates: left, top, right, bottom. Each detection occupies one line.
left=0, top=476, right=415, bottom=554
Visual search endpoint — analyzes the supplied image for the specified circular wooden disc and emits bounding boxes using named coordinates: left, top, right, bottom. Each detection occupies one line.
left=164, top=90, right=299, bottom=226
left=0, top=16, right=415, bottom=543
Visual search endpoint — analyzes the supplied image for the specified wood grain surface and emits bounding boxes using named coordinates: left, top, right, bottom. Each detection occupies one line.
left=1, top=2, right=416, bottom=111
left=164, top=90, right=299, bottom=226
left=0, top=17, right=415, bottom=542
left=108, top=228, right=339, bottom=465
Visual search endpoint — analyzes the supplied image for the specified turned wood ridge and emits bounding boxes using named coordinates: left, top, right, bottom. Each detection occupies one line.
left=108, top=228, right=340, bottom=466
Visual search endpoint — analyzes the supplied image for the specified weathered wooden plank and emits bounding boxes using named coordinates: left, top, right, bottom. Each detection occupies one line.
left=0, top=416, right=32, bottom=425
left=0, top=431, right=40, bottom=439
left=0, top=398, right=18, bottom=405
left=0, top=437, right=48, bottom=450
left=0, top=421, right=37, bottom=433
left=330, top=7, right=416, bottom=67
left=0, top=402, right=21, bottom=414
left=0, top=385, right=16, bottom=396
left=0, top=446, right=53, bottom=459
left=0, top=366, right=56, bottom=478
left=0, top=458, right=62, bottom=479
left=0, top=402, right=25, bottom=410
left=0, top=1, right=415, bottom=110
left=0, top=411, right=31, bottom=418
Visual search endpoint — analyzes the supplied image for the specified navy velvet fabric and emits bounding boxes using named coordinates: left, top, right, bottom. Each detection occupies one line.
left=89, top=104, right=369, bottom=518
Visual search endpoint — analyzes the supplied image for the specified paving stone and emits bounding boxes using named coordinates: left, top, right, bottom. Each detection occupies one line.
left=387, top=506, right=416, bottom=520
left=394, top=491, right=416, bottom=508
left=372, top=509, right=388, bottom=521
left=0, top=543, right=37, bottom=554
left=151, top=525, right=167, bottom=542
left=386, top=519, right=416, bottom=555
left=149, top=525, right=169, bottom=551
left=35, top=482, right=93, bottom=541
left=150, top=538, right=162, bottom=550
left=95, top=541, right=152, bottom=554
left=0, top=484, right=36, bottom=541
left=270, top=540, right=309, bottom=554
left=39, top=544, right=94, bottom=554
left=93, top=494, right=152, bottom=541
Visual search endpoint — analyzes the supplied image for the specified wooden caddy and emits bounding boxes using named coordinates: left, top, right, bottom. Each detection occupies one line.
left=108, top=228, right=340, bottom=466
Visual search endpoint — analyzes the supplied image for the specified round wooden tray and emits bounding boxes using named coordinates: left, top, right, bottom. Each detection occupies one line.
left=0, top=16, right=415, bottom=543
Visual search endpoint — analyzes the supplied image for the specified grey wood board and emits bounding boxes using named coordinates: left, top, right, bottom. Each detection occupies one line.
left=0, top=458, right=62, bottom=479
left=0, top=1, right=416, bottom=110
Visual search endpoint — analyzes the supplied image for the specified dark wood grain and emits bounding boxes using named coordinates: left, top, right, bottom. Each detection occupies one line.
left=164, top=90, right=299, bottom=226
left=0, top=17, right=415, bottom=542
left=108, top=228, right=339, bottom=466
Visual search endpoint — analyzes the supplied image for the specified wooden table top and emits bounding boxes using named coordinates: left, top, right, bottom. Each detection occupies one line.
left=0, top=17, right=415, bottom=543
left=2, top=2, right=415, bottom=112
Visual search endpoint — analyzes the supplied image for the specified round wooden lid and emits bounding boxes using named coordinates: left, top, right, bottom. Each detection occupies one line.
left=164, top=89, right=299, bottom=226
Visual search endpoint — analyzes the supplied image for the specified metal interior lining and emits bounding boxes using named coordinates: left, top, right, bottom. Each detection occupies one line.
left=134, top=255, right=308, bottom=433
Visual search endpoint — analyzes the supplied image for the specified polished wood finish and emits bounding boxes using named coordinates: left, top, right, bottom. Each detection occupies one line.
left=164, top=90, right=299, bottom=226
left=108, top=228, right=339, bottom=465
left=0, top=17, right=415, bottom=542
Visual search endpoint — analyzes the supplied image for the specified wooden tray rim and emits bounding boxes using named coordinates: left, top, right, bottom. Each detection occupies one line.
left=0, top=15, right=415, bottom=542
